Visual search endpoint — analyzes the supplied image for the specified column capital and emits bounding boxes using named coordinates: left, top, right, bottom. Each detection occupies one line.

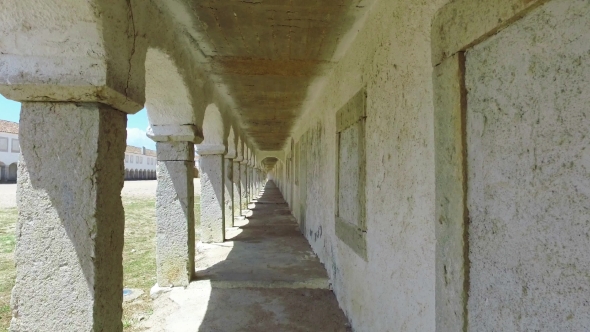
left=234, top=156, right=244, bottom=162
left=196, top=144, right=225, bottom=156
left=147, top=125, right=204, bottom=144
left=225, top=151, right=236, bottom=159
left=0, top=51, right=145, bottom=114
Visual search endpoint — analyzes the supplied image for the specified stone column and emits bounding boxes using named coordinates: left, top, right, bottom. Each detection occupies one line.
left=223, top=155, right=234, bottom=229
left=252, top=167, right=257, bottom=197
left=198, top=144, right=225, bottom=243
left=155, top=142, right=195, bottom=287
left=246, top=165, right=252, bottom=202
left=254, top=168, right=260, bottom=196
left=249, top=165, right=255, bottom=201
left=240, top=160, right=249, bottom=211
left=233, top=158, right=242, bottom=219
left=12, top=103, right=126, bottom=331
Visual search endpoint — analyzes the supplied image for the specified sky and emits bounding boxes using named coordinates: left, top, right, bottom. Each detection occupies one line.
left=0, top=94, right=156, bottom=149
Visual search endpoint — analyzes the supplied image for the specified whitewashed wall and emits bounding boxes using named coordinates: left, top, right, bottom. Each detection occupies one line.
left=0, top=131, right=20, bottom=181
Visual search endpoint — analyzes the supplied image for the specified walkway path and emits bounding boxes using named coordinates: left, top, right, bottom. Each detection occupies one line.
left=140, top=181, right=350, bottom=332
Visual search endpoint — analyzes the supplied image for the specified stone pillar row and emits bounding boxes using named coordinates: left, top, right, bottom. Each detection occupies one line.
left=13, top=99, right=265, bottom=331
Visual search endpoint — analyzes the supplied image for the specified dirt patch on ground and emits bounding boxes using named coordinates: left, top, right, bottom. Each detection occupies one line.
left=0, top=184, right=16, bottom=209
left=0, top=180, right=201, bottom=208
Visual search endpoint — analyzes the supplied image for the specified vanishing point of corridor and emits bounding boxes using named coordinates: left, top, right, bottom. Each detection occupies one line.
left=141, top=181, right=350, bottom=332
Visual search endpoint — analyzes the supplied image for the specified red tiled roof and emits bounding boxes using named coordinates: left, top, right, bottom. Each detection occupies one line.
left=126, top=145, right=156, bottom=157
left=0, top=120, right=19, bottom=134
left=125, top=146, right=142, bottom=154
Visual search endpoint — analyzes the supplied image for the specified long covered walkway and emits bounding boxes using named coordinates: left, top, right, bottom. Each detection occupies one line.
left=5, top=0, right=589, bottom=330
left=141, top=181, right=350, bottom=332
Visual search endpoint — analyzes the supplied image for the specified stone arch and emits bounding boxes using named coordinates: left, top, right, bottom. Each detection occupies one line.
left=226, top=126, right=236, bottom=158
left=236, top=136, right=245, bottom=160
left=8, top=163, right=17, bottom=182
left=202, top=103, right=225, bottom=146
left=261, top=157, right=279, bottom=172
left=145, top=48, right=194, bottom=127
left=125, top=169, right=129, bottom=180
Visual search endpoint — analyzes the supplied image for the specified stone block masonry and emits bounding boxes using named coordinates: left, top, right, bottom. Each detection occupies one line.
left=223, top=156, right=234, bottom=228
left=240, top=162, right=249, bottom=211
left=11, top=102, right=126, bottom=331
left=199, top=150, right=225, bottom=243
left=233, top=160, right=242, bottom=219
left=155, top=142, right=195, bottom=287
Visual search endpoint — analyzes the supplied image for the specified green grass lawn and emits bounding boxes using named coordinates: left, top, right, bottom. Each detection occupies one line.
left=0, top=197, right=200, bottom=331
left=0, top=207, right=17, bottom=332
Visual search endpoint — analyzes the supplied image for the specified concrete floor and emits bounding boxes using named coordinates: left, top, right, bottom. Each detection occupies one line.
left=140, top=181, right=350, bottom=332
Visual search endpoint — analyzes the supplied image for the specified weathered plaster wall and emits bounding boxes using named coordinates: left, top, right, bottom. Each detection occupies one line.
left=280, top=0, right=450, bottom=330
left=465, top=0, right=590, bottom=330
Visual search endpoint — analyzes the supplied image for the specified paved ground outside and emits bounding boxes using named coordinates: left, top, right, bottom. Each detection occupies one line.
left=0, top=184, right=16, bottom=209
left=0, top=180, right=202, bottom=208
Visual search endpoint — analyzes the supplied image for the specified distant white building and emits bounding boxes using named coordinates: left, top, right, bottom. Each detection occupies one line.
left=124, top=145, right=157, bottom=180
left=0, top=119, right=157, bottom=182
left=0, top=120, right=19, bottom=182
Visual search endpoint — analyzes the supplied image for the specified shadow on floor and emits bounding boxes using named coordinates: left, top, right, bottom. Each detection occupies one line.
left=151, top=181, right=350, bottom=332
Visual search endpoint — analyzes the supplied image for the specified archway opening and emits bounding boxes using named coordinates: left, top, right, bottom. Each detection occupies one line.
left=7, top=163, right=17, bottom=183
